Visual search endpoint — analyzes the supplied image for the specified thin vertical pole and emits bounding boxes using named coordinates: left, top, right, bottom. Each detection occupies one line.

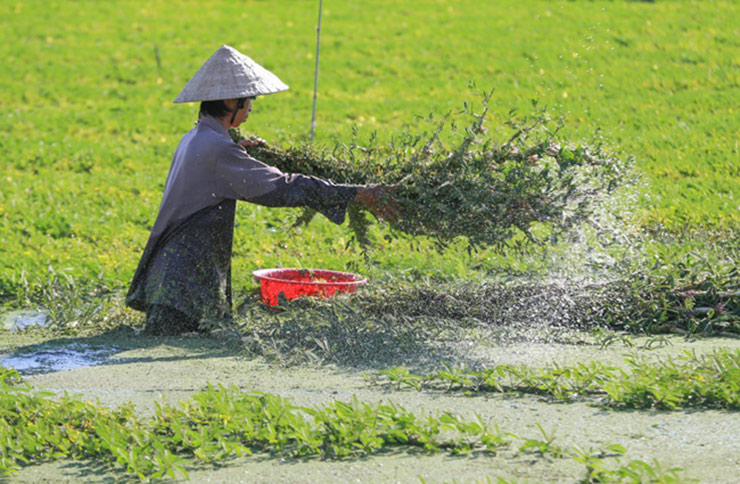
left=310, top=0, right=323, bottom=143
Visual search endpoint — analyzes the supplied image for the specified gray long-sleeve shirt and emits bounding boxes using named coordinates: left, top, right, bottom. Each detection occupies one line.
left=125, top=115, right=358, bottom=320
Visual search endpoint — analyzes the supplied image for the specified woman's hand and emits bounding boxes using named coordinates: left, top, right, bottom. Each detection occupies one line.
left=355, top=185, right=399, bottom=224
left=238, top=136, right=268, bottom=149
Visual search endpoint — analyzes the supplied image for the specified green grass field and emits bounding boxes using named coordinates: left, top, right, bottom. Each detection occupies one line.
left=1, top=0, right=738, bottom=302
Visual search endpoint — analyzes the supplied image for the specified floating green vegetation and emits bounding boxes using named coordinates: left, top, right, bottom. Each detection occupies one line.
left=572, top=449, right=694, bottom=484
left=234, top=263, right=739, bottom=366
left=232, top=93, right=634, bottom=251
left=348, top=270, right=740, bottom=336
left=0, top=365, right=693, bottom=482
left=377, top=349, right=740, bottom=410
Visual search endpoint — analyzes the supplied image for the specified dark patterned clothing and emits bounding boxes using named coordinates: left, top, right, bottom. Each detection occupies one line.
left=145, top=304, right=201, bottom=336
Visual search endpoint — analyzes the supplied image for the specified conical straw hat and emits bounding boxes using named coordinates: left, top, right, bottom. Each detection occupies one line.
left=174, top=45, right=288, bottom=103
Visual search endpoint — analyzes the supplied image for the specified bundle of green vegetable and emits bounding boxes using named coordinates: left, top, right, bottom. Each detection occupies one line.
left=231, top=94, right=633, bottom=251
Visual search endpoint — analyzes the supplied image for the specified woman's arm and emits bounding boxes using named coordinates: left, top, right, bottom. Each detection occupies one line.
left=215, top=141, right=396, bottom=224
left=245, top=174, right=358, bottom=225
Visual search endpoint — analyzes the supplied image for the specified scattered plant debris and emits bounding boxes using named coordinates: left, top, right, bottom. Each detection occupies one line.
left=234, top=267, right=738, bottom=366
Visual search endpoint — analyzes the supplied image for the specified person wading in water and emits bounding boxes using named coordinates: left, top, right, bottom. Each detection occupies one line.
left=126, top=45, right=396, bottom=335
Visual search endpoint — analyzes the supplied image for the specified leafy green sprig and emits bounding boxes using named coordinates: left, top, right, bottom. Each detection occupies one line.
left=231, top=93, right=633, bottom=251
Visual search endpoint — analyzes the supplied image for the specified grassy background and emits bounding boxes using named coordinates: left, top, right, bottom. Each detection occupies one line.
left=1, top=0, right=738, bottom=301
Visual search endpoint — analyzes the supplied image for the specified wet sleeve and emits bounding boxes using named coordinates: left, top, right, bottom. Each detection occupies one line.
left=246, top=175, right=358, bottom=225
left=215, top=142, right=358, bottom=225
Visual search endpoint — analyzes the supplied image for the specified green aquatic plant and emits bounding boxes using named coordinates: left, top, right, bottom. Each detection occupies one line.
left=231, top=93, right=634, bottom=252
left=351, top=256, right=740, bottom=335
left=574, top=446, right=694, bottom=484
left=603, top=350, right=740, bottom=410
left=377, top=349, right=740, bottom=410
left=0, top=366, right=696, bottom=482
left=0, top=369, right=507, bottom=479
left=232, top=265, right=738, bottom=367
left=516, top=423, right=568, bottom=459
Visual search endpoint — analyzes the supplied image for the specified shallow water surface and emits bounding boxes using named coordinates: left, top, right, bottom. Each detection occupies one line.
left=1, top=309, right=50, bottom=331
left=0, top=343, right=120, bottom=375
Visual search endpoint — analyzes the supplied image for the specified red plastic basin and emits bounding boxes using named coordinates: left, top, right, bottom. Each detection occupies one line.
left=253, top=268, right=367, bottom=306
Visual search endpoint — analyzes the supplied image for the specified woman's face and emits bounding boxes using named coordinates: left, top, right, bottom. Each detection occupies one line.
left=231, top=98, right=254, bottom=127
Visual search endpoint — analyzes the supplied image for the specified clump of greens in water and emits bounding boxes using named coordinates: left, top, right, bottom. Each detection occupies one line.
left=0, top=365, right=693, bottom=482
left=377, top=349, right=740, bottom=410
left=231, top=92, right=633, bottom=251
left=350, top=267, right=740, bottom=336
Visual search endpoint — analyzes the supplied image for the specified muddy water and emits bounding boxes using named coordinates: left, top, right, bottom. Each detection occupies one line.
left=3, top=330, right=740, bottom=483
